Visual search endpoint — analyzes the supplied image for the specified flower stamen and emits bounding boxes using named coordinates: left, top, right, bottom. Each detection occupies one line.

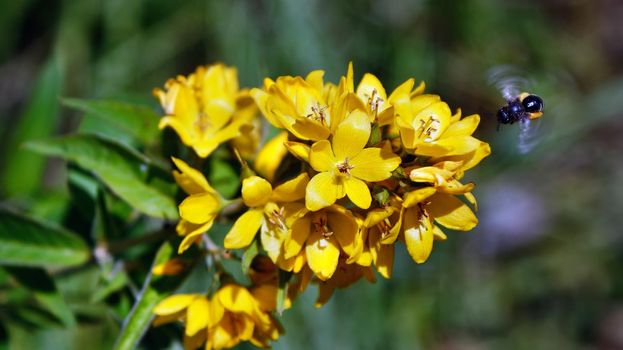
left=306, top=102, right=328, bottom=125
left=267, top=206, right=287, bottom=231
left=336, top=158, right=354, bottom=175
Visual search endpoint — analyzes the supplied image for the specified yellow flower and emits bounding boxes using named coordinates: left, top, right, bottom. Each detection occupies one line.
left=154, top=64, right=255, bottom=158
left=361, top=196, right=403, bottom=278
left=285, top=205, right=361, bottom=280
left=171, top=157, right=222, bottom=253
left=392, top=89, right=489, bottom=159
left=427, top=112, right=491, bottom=177
left=223, top=174, right=308, bottom=255
left=400, top=187, right=477, bottom=264
left=153, top=284, right=282, bottom=350
left=251, top=72, right=333, bottom=141
left=305, top=110, right=401, bottom=211
left=408, top=160, right=475, bottom=195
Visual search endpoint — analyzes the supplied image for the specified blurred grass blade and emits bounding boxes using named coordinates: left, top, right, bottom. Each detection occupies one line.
left=63, top=98, right=160, bottom=145
left=91, top=270, right=128, bottom=303
left=5, top=266, right=76, bottom=327
left=1, top=56, right=63, bottom=196
left=113, top=242, right=181, bottom=350
left=0, top=209, right=89, bottom=268
left=25, top=134, right=178, bottom=219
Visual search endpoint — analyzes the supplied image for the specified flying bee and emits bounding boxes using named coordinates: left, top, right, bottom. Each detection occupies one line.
left=488, top=66, right=545, bottom=154
left=496, top=92, right=544, bottom=126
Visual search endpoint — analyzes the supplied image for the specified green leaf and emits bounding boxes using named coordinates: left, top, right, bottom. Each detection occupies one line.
left=241, top=238, right=259, bottom=275
left=113, top=242, right=186, bottom=350
left=1, top=56, right=63, bottom=196
left=4, top=267, right=76, bottom=327
left=25, top=134, right=178, bottom=219
left=276, top=270, right=292, bottom=316
left=0, top=210, right=90, bottom=268
left=63, top=98, right=160, bottom=145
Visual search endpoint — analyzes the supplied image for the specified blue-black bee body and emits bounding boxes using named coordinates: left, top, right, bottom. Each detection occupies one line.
left=496, top=93, right=544, bottom=126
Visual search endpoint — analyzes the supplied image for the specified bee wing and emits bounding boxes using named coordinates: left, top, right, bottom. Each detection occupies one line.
left=487, top=65, right=531, bottom=101
left=517, top=117, right=541, bottom=154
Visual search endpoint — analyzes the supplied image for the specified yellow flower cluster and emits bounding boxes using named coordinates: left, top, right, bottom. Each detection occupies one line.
left=152, top=62, right=490, bottom=348
left=153, top=284, right=282, bottom=349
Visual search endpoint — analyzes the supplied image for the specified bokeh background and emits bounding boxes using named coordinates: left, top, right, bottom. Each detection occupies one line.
left=2, top=0, right=623, bottom=349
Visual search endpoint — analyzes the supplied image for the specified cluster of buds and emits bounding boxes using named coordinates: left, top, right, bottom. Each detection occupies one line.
left=152, top=63, right=490, bottom=349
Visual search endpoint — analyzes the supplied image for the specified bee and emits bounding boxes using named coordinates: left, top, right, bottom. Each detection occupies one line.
left=488, top=66, right=545, bottom=154
left=496, top=92, right=544, bottom=126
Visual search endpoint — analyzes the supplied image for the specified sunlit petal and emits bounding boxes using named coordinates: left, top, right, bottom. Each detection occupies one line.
left=305, top=172, right=339, bottom=211
left=332, top=110, right=370, bottom=160
left=224, top=208, right=264, bottom=249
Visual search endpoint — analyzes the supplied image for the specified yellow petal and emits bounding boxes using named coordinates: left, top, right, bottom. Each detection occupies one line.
left=402, top=187, right=436, bottom=208
left=403, top=208, right=433, bottom=264
left=285, top=216, right=311, bottom=259
left=410, top=94, right=441, bottom=114
left=242, top=176, right=272, bottom=208
left=152, top=259, right=185, bottom=276
left=305, top=231, right=340, bottom=281
left=387, top=78, right=415, bottom=105
left=356, top=73, right=388, bottom=116
left=380, top=209, right=403, bottom=245
left=185, top=297, right=210, bottom=336
left=375, top=241, right=394, bottom=279
left=332, top=110, right=370, bottom=160
left=158, top=116, right=194, bottom=146
left=427, top=193, right=478, bottom=231
left=152, top=312, right=184, bottom=327
left=315, top=283, right=335, bottom=308
left=432, top=224, right=447, bottom=240
left=284, top=141, right=311, bottom=163
left=176, top=220, right=213, bottom=254
left=349, top=147, right=401, bottom=182
left=442, top=114, right=480, bottom=138
left=344, top=177, right=371, bottom=209
left=216, top=284, right=258, bottom=316
left=250, top=87, right=282, bottom=128
left=291, top=117, right=332, bottom=141
left=346, top=61, right=355, bottom=92
left=171, top=157, right=214, bottom=195
left=251, top=284, right=278, bottom=312
left=260, top=224, right=282, bottom=263
left=178, top=193, right=220, bottom=224
left=255, top=131, right=289, bottom=181
left=183, top=332, right=206, bottom=350
left=309, top=140, right=335, bottom=172
left=271, top=173, right=309, bottom=202
left=429, top=136, right=483, bottom=156
left=396, top=115, right=416, bottom=150
left=363, top=206, right=394, bottom=228
left=224, top=208, right=264, bottom=249
left=209, top=298, right=225, bottom=327
left=194, top=119, right=248, bottom=157
left=411, top=81, right=426, bottom=97
left=305, top=172, right=339, bottom=211
left=306, top=70, right=325, bottom=91
left=327, top=208, right=359, bottom=256
left=153, top=294, right=197, bottom=316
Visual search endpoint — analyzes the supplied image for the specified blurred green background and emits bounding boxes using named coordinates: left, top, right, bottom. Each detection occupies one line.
left=2, top=0, right=623, bottom=349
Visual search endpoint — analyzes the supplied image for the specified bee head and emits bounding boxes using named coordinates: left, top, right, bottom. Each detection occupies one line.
left=497, top=106, right=512, bottom=124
